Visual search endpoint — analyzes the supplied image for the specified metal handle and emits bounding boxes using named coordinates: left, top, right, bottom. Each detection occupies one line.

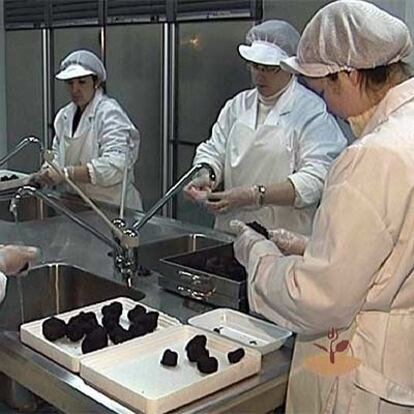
left=177, top=285, right=215, bottom=300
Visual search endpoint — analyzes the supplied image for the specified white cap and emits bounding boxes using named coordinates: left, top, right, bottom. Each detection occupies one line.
left=238, top=20, right=300, bottom=66
left=56, top=50, right=107, bottom=81
left=281, top=0, right=412, bottom=77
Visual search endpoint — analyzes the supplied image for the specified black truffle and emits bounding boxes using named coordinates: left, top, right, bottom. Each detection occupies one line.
left=42, top=317, right=66, bottom=341
left=81, top=326, right=108, bottom=354
left=160, top=349, right=178, bottom=367
left=227, top=348, right=245, bottom=364
left=129, top=322, right=147, bottom=338
left=186, top=335, right=207, bottom=351
left=127, top=304, right=146, bottom=322
left=66, top=316, right=85, bottom=342
left=185, top=335, right=209, bottom=363
left=197, top=355, right=218, bottom=374
left=102, top=301, right=123, bottom=319
left=108, top=324, right=133, bottom=344
left=246, top=221, right=269, bottom=239
left=144, top=311, right=159, bottom=333
left=102, top=313, right=120, bottom=330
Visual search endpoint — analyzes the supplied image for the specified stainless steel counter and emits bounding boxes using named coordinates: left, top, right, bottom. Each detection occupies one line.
left=0, top=200, right=291, bottom=413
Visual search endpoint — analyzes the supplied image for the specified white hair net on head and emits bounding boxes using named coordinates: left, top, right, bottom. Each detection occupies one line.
left=238, top=20, right=300, bottom=66
left=281, top=0, right=413, bottom=77
left=56, top=49, right=107, bottom=82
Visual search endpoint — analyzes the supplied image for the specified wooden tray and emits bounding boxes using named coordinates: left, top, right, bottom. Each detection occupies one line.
left=80, top=325, right=261, bottom=414
left=20, top=297, right=181, bottom=373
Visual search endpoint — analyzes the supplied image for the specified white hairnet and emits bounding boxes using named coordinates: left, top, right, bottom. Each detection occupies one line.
left=238, top=20, right=300, bottom=66
left=281, top=0, right=412, bottom=77
left=56, top=50, right=107, bottom=82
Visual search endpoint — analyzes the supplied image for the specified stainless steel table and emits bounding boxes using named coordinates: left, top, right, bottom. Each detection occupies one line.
left=0, top=201, right=292, bottom=413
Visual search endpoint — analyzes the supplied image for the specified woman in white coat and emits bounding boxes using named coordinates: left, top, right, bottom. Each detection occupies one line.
left=0, top=245, right=39, bottom=303
left=232, top=1, right=414, bottom=413
left=34, top=50, right=142, bottom=210
left=184, top=20, right=347, bottom=235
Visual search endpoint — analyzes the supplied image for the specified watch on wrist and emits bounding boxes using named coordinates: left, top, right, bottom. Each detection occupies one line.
left=255, top=185, right=267, bottom=207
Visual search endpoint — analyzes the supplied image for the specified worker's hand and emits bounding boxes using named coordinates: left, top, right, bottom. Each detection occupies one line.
left=29, top=167, right=63, bottom=187
left=231, top=220, right=282, bottom=269
left=205, top=186, right=257, bottom=214
left=230, top=220, right=267, bottom=267
left=268, top=228, right=309, bottom=256
left=183, top=168, right=215, bottom=203
left=0, top=245, right=40, bottom=276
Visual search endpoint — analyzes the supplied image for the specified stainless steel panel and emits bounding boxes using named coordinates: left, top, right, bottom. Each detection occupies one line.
left=263, top=0, right=330, bottom=30
left=106, top=25, right=163, bottom=212
left=0, top=263, right=145, bottom=331
left=177, top=21, right=251, bottom=145
left=5, top=30, right=43, bottom=173
left=53, top=27, right=101, bottom=112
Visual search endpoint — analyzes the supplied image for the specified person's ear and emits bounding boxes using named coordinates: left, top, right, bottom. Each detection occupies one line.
left=94, top=79, right=101, bottom=90
left=346, top=70, right=360, bottom=87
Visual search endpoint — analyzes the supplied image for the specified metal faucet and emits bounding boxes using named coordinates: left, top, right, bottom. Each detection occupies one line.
left=10, top=185, right=139, bottom=286
left=132, top=162, right=215, bottom=232
left=0, top=136, right=43, bottom=167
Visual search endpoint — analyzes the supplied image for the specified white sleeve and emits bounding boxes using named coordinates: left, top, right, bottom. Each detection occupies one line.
left=288, top=110, right=347, bottom=208
left=193, top=98, right=237, bottom=185
left=247, top=146, right=394, bottom=335
left=89, top=102, right=140, bottom=187
left=0, top=271, right=7, bottom=303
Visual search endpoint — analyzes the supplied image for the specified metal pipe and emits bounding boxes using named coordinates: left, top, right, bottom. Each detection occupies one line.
left=132, top=163, right=212, bottom=232
left=0, top=137, right=43, bottom=167
left=10, top=186, right=121, bottom=253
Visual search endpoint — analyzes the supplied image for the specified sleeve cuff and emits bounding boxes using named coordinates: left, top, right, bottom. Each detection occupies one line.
left=0, top=271, right=7, bottom=303
left=287, top=174, right=320, bottom=208
left=86, top=162, right=97, bottom=185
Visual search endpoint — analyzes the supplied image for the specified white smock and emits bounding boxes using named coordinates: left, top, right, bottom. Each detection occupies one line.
left=244, top=78, right=414, bottom=413
left=193, top=78, right=347, bottom=235
left=52, top=89, right=142, bottom=210
left=0, top=272, right=6, bottom=303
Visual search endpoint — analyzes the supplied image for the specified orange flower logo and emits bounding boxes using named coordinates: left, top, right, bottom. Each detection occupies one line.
left=302, top=327, right=361, bottom=376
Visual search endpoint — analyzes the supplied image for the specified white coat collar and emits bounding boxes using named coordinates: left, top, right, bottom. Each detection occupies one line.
left=62, top=88, right=105, bottom=122
left=362, top=78, right=414, bottom=136
left=259, top=77, right=296, bottom=126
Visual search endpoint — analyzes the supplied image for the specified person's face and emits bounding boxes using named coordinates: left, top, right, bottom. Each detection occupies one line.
left=304, top=72, right=366, bottom=119
left=65, top=76, right=99, bottom=111
left=249, top=62, right=292, bottom=97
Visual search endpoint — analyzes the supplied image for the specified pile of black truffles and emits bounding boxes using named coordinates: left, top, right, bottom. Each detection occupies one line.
left=0, top=174, right=18, bottom=182
left=160, top=335, right=246, bottom=373
left=41, top=300, right=160, bottom=354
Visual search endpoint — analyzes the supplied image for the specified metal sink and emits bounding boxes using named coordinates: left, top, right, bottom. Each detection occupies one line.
left=0, top=263, right=145, bottom=331
left=137, top=233, right=227, bottom=272
left=0, top=193, right=90, bottom=222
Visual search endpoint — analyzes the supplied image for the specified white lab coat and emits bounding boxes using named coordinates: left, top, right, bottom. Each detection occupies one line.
left=52, top=89, right=142, bottom=210
left=193, top=78, right=347, bottom=235
left=0, top=272, right=6, bottom=303
left=245, top=78, right=414, bottom=413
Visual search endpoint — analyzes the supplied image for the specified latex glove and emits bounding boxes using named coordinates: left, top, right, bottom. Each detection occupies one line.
left=183, top=167, right=215, bottom=203
left=205, top=186, right=257, bottom=214
left=230, top=219, right=269, bottom=268
left=268, top=228, right=309, bottom=256
left=29, top=167, right=63, bottom=187
left=0, top=245, right=40, bottom=276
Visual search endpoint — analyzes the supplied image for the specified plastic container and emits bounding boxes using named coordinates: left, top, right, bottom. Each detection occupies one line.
left=188, top=308, right=291, bottom=354
left=80, top=325, right=261, bottom=414
left=20, top=297, right=181, bottom=372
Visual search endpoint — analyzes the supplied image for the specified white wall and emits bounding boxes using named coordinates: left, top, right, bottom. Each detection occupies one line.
left=0, top=0, right=7, bottom=158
